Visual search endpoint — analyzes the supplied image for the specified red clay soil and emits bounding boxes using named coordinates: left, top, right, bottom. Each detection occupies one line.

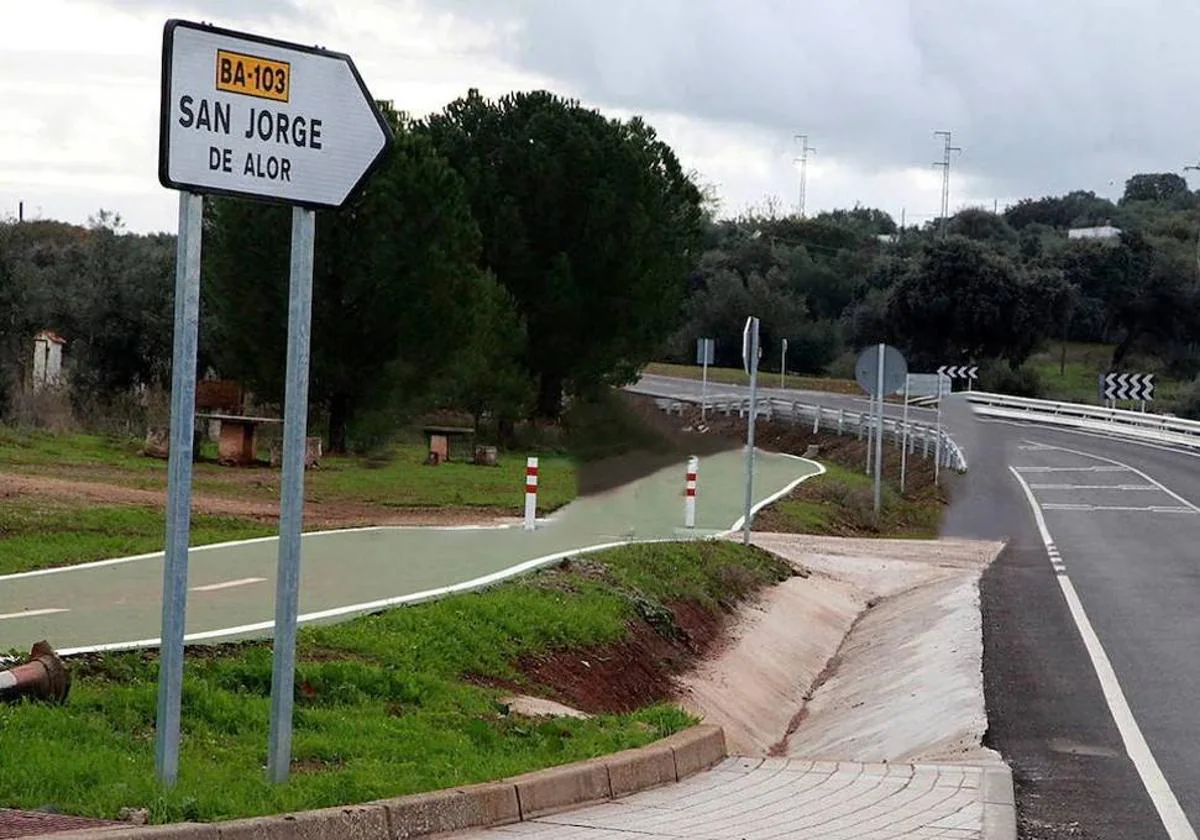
left=0, top=809, right=121, bottom=839
left=511, top=598, right=726, bottom=715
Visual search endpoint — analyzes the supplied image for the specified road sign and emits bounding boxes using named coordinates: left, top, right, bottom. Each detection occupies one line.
left=906, top=372, right=952, bottom=398
left=696, top=338, right=715, bottom=366
left=1100, top=372, right=1154, bottom=402
left=855, top=344, right=908, bottom=396
left=937, top=364, right=978, bottom=380
left=159, top=20, right=393, bottom=208
left=741, top=318, right=762, bottom=374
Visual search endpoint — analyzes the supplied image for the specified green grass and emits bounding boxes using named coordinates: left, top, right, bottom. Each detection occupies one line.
left=0, top=501, right=275, bottom=575
left=0, top=427, right=160, bottom=473
left=756, top=462, right=943, bottom=539
left=302, top=446, right=575, bottom=511
left=642, top=362, right=861, bottom=394
left=0, top=541, right=790, bottom=824
left=1028, top=341, right=1190, bottom=407
left=0, top=426, right=577, bottom=513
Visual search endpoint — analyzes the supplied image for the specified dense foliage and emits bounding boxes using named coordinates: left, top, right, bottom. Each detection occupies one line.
left=4, top=99, right=1200, bottom=444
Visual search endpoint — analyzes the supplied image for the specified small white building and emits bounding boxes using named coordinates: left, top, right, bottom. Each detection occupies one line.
left=1067, top=224, right=1122, bottom=241
left=32, top=330, right=65, bottom=391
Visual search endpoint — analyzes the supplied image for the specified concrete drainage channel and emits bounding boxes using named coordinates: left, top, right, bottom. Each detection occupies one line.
left=14, top=535, right=1016, bottom=839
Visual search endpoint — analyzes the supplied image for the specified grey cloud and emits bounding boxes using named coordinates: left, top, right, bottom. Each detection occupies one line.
left=97, top=0, right=312, bottom=25
left=430, top=0, right=1200, bottom=202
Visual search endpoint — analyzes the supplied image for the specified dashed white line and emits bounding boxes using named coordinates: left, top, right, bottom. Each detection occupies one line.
left=0, top=608, right=69, bottom=621
left=191, top=577, right=267, bottom=593
left=1011, top=465, right=1198, bottom=840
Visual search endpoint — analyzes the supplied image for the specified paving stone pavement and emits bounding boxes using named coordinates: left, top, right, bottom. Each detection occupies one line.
left=468, top=756, right=1015, bottom=839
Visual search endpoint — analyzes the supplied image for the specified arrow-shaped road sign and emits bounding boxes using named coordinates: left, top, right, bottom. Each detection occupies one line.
left=159, top=20, right=393, bottom=208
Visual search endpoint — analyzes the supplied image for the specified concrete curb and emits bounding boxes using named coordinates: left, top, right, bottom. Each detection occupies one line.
left=981, top=764, right=1017, bottom=840
left=38, top=725, right=727, bottom=840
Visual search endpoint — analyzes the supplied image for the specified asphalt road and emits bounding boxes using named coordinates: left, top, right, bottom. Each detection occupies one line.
left=945, top=409, right=1200, bottom=839
left=0, top=448, right=818, bottom=656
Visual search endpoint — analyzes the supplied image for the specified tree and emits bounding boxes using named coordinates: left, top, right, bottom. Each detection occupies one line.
left=1122, top=173, right=1189, bottom=205
left=945, top=208, right=1017, bottom=244
left=886, top=236, right=1055, bottom=368
left=434, top=272, right=534, bottom=432
left=420, top=89, right=707, bottom=417
left=1004, top=191, right=1119, bottom=231
left=202, top=112, right=484, bottom=453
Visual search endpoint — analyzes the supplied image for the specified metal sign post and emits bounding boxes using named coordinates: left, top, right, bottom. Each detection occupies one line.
left=154, top=190, right=203, bottom=786
left=854, top=344, right=908, bottom=524
left=872, top=344, right=886, bottom=520
left=741, top=316, right=761, bottom=545
left=266, top=207, right=316, bottom=783
left=156, top=18, right=392, bottom=787
left=696, top=338, right=714, bottom=422
left=780, top=338, right=788, bottom=390
left=900, top=375, right=911, bottom=494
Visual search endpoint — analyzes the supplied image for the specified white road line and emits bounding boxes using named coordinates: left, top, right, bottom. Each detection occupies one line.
left=191, top=577, right=266, bottom=593
left=1025, top=441, right=1200, bottom=514
left=1041, top=504, right=1196, bottom=513
left=1011, top=466, right=1198, bottom=840
left=1014, top=465, right=1130, bottom=473
left=1029, top=484, right=1158, bottom=491
left=0, top=608, right=69, bottom=621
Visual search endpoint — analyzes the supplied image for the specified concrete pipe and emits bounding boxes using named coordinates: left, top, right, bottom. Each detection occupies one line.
left=0, top=641, right=70, bottom=704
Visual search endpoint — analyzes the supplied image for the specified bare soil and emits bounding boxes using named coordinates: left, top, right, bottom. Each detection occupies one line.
left=474, top=598, right=727, bottom=716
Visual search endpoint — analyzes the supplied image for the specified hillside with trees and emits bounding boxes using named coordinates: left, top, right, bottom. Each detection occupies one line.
left=3, top=89, right=1200, bottom=448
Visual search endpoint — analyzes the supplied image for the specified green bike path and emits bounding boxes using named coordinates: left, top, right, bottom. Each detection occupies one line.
left=0, top=449, right=820, bottom=656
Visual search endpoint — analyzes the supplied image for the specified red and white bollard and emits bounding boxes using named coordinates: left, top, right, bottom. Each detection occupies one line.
left=524, top=456, right=539, bottom=531
left=684, top=455, right=699, bottom=529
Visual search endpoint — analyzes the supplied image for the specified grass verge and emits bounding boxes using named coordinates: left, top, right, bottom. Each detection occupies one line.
left=0, top=541, right=789, bottom=824
left=0, top=427, right=577, bottom=513
left=755, top=461, right=942, bottom=539
left=0, top=501, right=275, bottom=576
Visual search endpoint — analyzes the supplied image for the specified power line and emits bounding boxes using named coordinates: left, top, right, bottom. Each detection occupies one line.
left=932, top=130, right=962, bottom=238
left=793, top=134, right=816, bottom=218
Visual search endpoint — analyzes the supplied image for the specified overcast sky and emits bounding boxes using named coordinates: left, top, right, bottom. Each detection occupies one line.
left=3, top=0, right=1198, bottom=234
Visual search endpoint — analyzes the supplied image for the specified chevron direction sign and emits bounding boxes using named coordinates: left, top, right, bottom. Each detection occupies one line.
left=1099, top=372, right=1154, bottom=402
left=937, top=364, right=978, bottom=380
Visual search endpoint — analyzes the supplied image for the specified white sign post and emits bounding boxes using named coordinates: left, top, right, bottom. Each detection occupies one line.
left=741, top=316, right=761, bottom=545
left=780, top=337, right=788, bottom=390
left=696, top=338, right=714, bottom=422
left=156, top=19, right=392, bottom=787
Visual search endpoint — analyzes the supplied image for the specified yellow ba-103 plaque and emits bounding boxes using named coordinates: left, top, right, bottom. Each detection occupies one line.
left=215, top=49, right=290, bottom=102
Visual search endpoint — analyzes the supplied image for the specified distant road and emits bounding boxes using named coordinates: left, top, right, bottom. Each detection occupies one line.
left=630, top=372, right=939, bottom=421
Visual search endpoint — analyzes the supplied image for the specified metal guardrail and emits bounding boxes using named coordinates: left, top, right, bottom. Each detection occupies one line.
left=963, top=391, right=1200, bottom=449
left=639, top=390, right=969, bottom=472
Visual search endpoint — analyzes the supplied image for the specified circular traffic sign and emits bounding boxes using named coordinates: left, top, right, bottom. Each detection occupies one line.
left=855, top=344, right=908, bottom=396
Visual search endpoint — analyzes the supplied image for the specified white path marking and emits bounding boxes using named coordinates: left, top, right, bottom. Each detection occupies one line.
left=0, top=608, right=69, bottom=621
left=191, top=577, right=266, bottom=593
left=1011, top=466, right=1198, bottom=840
left=42, top=454, right=824, bottom=659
